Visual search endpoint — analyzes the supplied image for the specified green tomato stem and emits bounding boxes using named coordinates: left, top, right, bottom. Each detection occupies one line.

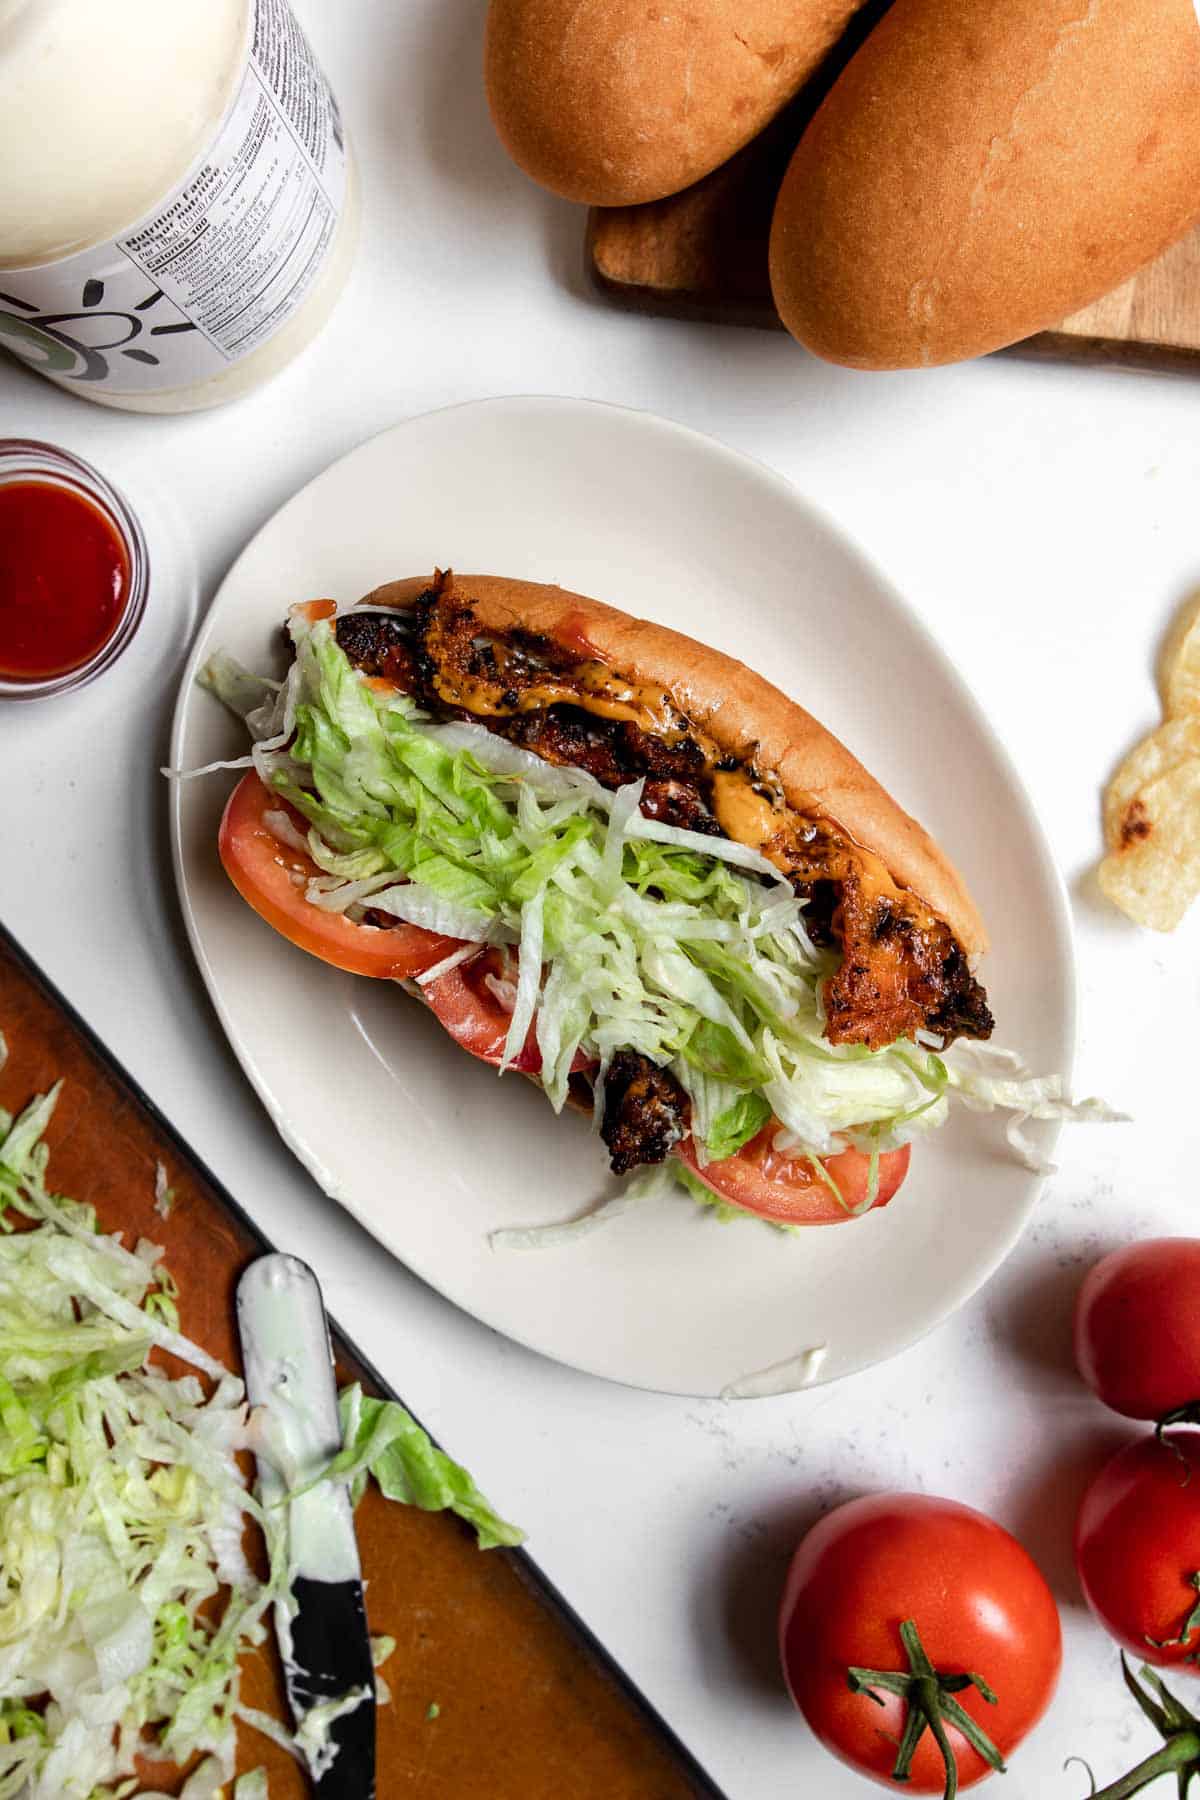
left=1146, top=1574, right=1200, bottom=1656
left=846, top=1617, right=1006, bottom=1800
left=1083, top=1732, right=1200, bottom=1799
left=1079, top=1661, right=1200, bottom=1798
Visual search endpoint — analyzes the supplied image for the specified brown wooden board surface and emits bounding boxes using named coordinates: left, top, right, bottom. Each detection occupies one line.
left=0, top=921, right=726, bottom=1800
left=586, top=87, right=1200, bottom=372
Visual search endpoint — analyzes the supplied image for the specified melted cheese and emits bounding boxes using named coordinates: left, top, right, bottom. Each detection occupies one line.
left=433, top=659, right=680, bottom=735
left=709, top=771, right=783, bottom=851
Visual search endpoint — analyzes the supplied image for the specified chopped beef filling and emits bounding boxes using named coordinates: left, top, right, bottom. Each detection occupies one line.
left=801, top=879, right=838, bottom=948
left=334, top=609, right=417, bottom=690
left=930, top=946, right=995, bottom=1041
left=639, top=778, right=723, bottom=837
left=333, top=588, right=994, bottom=1062
left=503, top=706, right=722, bottom=835
left=361, top=906, right=403, bottom=930
left=600, top=1050, right=690, bottom=1175
left=822, top=878, right=994, bottom=1050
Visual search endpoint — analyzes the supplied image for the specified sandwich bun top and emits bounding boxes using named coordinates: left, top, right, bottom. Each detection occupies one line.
left=360, top=571, right=987, bottom=961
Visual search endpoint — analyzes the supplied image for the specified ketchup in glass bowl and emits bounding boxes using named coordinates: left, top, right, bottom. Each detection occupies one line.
left=0, top=441, right=149, bottom=700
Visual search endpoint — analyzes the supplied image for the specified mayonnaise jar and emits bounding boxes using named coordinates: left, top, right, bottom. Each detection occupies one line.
left=0, top=0, right=359, bottom=412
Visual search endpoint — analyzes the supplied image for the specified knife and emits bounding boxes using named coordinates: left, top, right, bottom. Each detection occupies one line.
left=236, top=1254, right=376, bottom=1797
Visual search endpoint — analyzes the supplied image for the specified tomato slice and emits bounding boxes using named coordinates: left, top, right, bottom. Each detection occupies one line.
left=421, top=951, right=541, bottom=1072
left=290, top=598, right=338, bottom=624
left=421, top=949, right=597, bottom=1076
left=218, top=772, right=460, bottom=980
left=676, top=1128, right=911, bottom=1226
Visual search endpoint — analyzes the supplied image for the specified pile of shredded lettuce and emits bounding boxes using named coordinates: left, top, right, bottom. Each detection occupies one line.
left=197, top=607, right=1118, bottom=1214
left=0, top=1040, right=520, bottom=1799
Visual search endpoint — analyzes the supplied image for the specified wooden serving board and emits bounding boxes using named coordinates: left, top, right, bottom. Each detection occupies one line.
left=586, top=85, right=1200, bottom=372
left=0, top=922, right=726, bottom=1800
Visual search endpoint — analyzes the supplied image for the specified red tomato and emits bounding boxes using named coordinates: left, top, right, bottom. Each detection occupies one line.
left=676, top=1130, right=910, bottom=1225
left=1075, top=1240, right=1200, bottom=1423
left=421, top=949, right=596, bottom=1076
left=422, top=951, right=541, bottom=1073
left=1076, top=1432, right=1200, bottom=1666
left=290, top=598, right=338, bottom=624
left=780, top=1494, right=1061, bottom=1795
left=218, top=772, right=459, bottom=980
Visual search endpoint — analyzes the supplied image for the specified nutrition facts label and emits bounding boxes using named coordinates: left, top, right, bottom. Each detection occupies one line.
left=252, top=0, right=344, bottom=179
left=0, top=0, right=347, bottom=396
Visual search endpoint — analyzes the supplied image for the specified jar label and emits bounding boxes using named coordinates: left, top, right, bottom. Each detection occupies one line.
left=0, top=0, right=346, bottom=396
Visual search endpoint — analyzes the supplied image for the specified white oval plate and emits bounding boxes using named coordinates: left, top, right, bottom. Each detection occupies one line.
left=170, top=396, right=1075, bottom=1398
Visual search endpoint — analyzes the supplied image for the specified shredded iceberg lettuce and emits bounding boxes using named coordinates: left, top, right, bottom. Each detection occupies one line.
left=945, top=1044, right=1124, bottom=1175
left=293, top=1688, right=372, bottom=1782
left=0, top=1086, right=287, bottom=1800
left=203, top=607, right=1122, bottom=1181
left=0, top=1060, right=519, bottom=1797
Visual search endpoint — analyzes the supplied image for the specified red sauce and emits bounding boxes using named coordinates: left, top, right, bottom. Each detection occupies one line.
left=0, top=481, right=130, bottom=681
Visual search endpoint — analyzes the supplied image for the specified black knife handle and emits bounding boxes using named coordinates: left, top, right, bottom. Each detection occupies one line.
left=287, top=1576, right=376, bottom=1798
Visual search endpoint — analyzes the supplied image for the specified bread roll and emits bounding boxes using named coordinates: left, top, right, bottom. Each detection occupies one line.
left=485, top=0, right=869, bottom=207
left=769, top=0, right=1200, bottom=368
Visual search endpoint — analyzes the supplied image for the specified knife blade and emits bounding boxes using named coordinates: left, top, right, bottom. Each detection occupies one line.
left=236, top=1254, right=376, bottom=1798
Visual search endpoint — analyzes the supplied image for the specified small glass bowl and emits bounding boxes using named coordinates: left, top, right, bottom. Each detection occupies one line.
left=0, top=439, right=150, bottom=701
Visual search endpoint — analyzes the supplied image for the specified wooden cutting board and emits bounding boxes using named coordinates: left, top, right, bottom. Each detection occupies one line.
left=586, top=83, right=1200, bottom=371
left=0, top=923, right=726, bottom=1800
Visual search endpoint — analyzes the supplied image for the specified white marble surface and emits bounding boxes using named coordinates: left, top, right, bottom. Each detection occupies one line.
left=2, top=4, right=1199, bottom=1794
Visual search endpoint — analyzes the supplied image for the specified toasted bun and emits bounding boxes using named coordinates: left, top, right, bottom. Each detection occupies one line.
left=360, top=572, right=987, bottom=959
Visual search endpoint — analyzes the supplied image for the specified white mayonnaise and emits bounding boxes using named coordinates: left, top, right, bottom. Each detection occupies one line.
left=237, top=1253, right=362, bottom=1588
left=0, top=0, right=358, bottom=411
left=719, top=1343, right=829, bottom=1400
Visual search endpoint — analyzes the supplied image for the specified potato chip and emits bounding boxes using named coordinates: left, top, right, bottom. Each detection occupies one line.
left=1098, top=756, right=1200, bottom=930
left=1160, top=591, right=1200, bottom=719
left=1102, top=717, right=1200, bottom=852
